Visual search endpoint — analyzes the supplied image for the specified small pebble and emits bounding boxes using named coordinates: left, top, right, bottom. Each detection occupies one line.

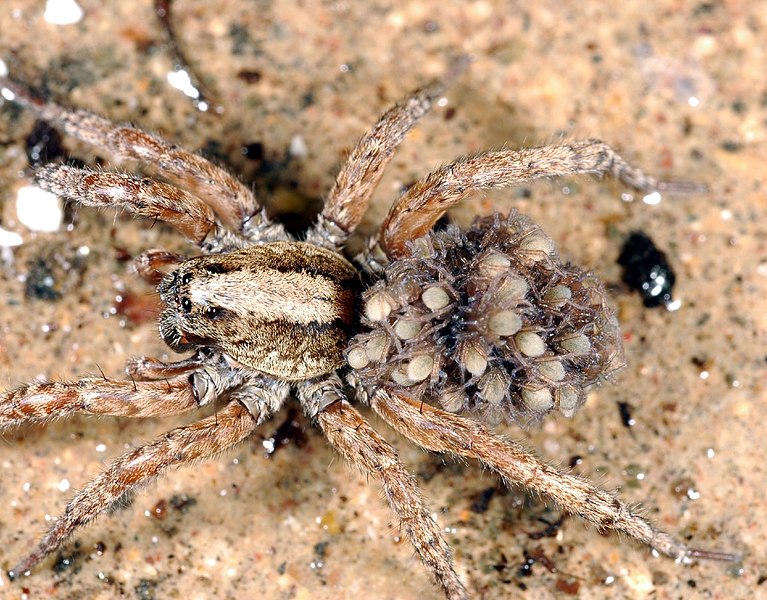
left=288, top=134, right=308, bottom=158
left=16, top=185, right=63, bottom=232
left=618, top=231, right=676, bottom=308
left=44, top=0, right=84, bottom=25
left=0, top=226, right=23, bottom=247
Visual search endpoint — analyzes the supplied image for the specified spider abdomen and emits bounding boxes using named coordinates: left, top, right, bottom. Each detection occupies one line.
left=348, top=212, right=625, bottom=426
left=158, top=242, right=358, bottom=380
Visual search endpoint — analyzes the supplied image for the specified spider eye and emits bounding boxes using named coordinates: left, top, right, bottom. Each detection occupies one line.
left=204, top=305, right=222, bottom=319
left=180, top=297, right=192, bottom=312
left=181, top=272, right=193, bottom=285
left=204, top=263, right=227, bottom=275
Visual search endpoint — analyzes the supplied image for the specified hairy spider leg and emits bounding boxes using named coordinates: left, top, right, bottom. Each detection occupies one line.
left=380, top=139, right=700, bottom=258
left=298, top=377, right=467, bottom=600
left=8, top=401, right=260, bottom=579
left=308, top=57, right=470, bottom=249
left=36, top=163, right=219, bottom=244
left=1, top=376, right=202, bottom=431
left=370, top=390, right=739, bottom=563
left=0, top=76, right=276, bottom=239
left=133, top=249, right=188, bottom=284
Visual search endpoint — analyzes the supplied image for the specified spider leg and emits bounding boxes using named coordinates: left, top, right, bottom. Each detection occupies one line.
left=126, top=354, right=207, bottom=380
left=36, top=163, right=220, bottom=246
left=0, top=76, right=274, bottom=238
left=134, top=249, right=187, bottom=284
left=1, top=352, right=246, bottom=430
left=8, top=400, right=259, bottom=579
left=370, top=389, right=738, bottom=563
left=1, top=375, right=200, bottom=431
left=298, top=377, right=467, bottom=600
left=307, top=57, right=469, bottom=250
left=380, top=139, right=702, bottom=258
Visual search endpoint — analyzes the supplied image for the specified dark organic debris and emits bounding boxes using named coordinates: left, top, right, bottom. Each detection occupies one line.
left=25, top=119, right=64, bottom=166
left=527, top=515, right=564, bottom=540
left=617, top=401, right=636, bottom=428
left=24, top=244, right=90, bottom=301
left=169, top=494, right=197, bottom=513
left=263, top=407, right=307, bottom=458
left=618, top=231, right=676, bottom=308
left=25, top=256, right=61, bottom=301
left=52, top=548, right=80, bottom=574
left=135, top=578, right=158, bottom=600
left=470, top=486, right=497, bottom=513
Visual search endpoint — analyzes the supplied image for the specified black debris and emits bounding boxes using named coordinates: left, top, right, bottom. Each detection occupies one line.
left=618, top=231, right=676, bottom=308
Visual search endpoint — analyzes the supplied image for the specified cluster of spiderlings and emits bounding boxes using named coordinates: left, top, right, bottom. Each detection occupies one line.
left=347, top=212, right=625, bottom=426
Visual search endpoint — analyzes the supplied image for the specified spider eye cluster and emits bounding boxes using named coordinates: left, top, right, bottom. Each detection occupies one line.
left=204, top=305, right=222, bottom=319
left=347, top=212, right=625, bottom=426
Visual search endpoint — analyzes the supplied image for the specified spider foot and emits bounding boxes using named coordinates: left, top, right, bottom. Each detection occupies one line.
left=8, top=550, right=43, bottom=581
left=655, top=179, right=709, bottom=194
left=680, top=547, right=742, bottom=564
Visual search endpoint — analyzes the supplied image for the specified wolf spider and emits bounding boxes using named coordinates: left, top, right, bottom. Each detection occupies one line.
left=0, top=60, right=734, bottom=598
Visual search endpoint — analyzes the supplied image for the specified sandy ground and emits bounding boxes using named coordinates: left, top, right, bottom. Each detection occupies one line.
left=0, top=1, right=765, bottom=598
